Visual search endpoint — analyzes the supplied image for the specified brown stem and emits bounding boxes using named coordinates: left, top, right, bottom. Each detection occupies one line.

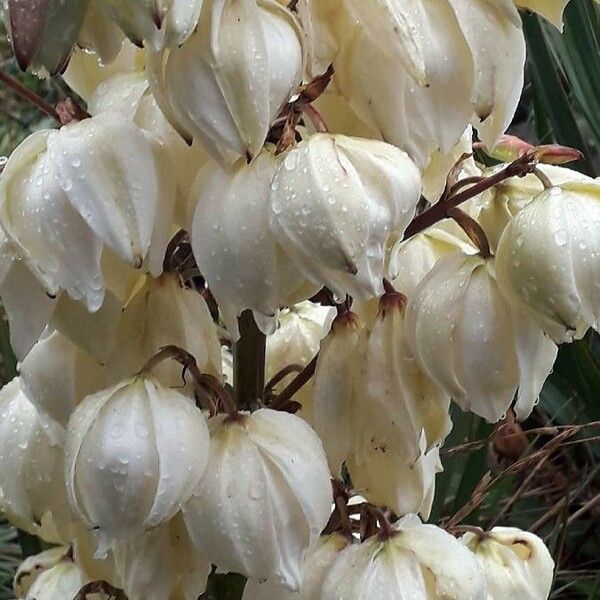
left=234, top=311, right=266, bottom=411
left=404, top=154, right=538, bottom=239
left=447, top=207, right=492, bottom=258
left=533, top=167, right=554, bottom=190
left=0, top=68, right=60, bottom=121
left=265, top=364, right=304, bottom=398
left=272, top=354, right=318, bottom=410
left=302, top=103, right=329, bottom=133
left=141, top=345, right=237, bottom=416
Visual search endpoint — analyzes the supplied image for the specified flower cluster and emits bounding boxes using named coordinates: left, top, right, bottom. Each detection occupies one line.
left=0, top=0, right=596, bottom=598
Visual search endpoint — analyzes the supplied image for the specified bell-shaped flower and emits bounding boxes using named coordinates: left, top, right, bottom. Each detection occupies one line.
left=0, top=114, right=175, bottom=313
left=266, top=301, right=335, bottom=414
left=64, top=375, right=210, bottom=553
left=477, top=165, right=592, bottom=251
left=388, top=226, right=477, bottom=301
left=349, top=294, right=452, bottom=518
left=242, top=533, right=352, bottom=600
left=89, top=72, right=208, bottom=225
left=447, top=0, right=526, bottom=147
left=269, top=134, right=422, bottom=299
left=107, top=272, right=223, bottom=386
left=462, top=527, right=554, bottom=600
left=7, top=0, right=87, bottom=75
left=63, top=37, right=144, bottom=102
left=496, top=183, right=600, bottom=344
left=333, top=2, right=474, bottom=168
left=322, top=514, right=486, bottom=600
left=183, top=409, right=333, bottom=591
left=14, top=546, right=73, bottom=598
left=113, top=514, right=211, bottom=600
left=22, top=559, right=86, bottom=600
left=77, top=0, right=126, bottom=66
left=406, top=252, right=558, bottom=422
left=191, top=152, right=314, bottom=336
left=0, top=378, right=70, bottom=544
left=101, top=0, right=203, bottom=49
left=19, top=330, right=105, bottom=427
left=312, top=311, right=367, bottom=476
left=514, top=0, right=570, bottom=29
left=148, top=0, right=304, bottom=163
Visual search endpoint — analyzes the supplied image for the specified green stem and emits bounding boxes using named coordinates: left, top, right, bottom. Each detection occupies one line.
left=234, top=311, right=266, bottom=411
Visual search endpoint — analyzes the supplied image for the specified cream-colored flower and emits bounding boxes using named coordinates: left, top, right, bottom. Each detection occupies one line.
left=191, top=152, right=313, bottom=336
left=65, top=376, right=210, bottom=553
left=149, top=0, right=304, bottom=163
left=462, top=527, right=554, bottom=600
left=496, top=182, right=600, bottom=343
left=270, top=134, right=421, bottom=299
left=406, top=253, right=558, bottom=422
left=322, top=514, right=486, bottom=600
left=183, top=409, right=332, bottom=591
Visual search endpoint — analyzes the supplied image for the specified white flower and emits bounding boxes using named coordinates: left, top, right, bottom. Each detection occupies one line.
left=107, top=272, right=223, bottom=387
left=0, top=379, right=70, bottom=544
left=242, top=533, right=352, bottom=600
left=0, top=114, right=175, bottom=313
left=406, top=253, right=558, bottom=422
left=348, top=295, right=451, bottom=518
left=269, top=134, right=421, bottom=299
left=266, top=301, right=335, bottom=414
left=19, top=330, right=104, bottom=427
left=322, top=514, right=486, bottom=600
left=388, top=226, right=477, bottom=301
left=183, top=409, right=333, bottom=591
left=148, top=0, right=304, bottom=163
left=477, top=165, right=593, bottom=251
left=101, top=0, right=204, bottom=49
left=89, top=72, right=209, bottom=225
left=14, top=546, right=72, bottom=598
left=462, top=527, right=554, bottom=600
left=331, top=0, right=524, bottom=166
left=113, top=515, right=211, bottom=600
left=7, top=0, right=87, bottom=75
left=191, top=152, right=313, bottom=336
left=312, top=311, right=367, bottom=476
left=23, top=560, right=86, bottom=600
left=64, top=376, right=210, bottom=552
left=495, top=183, right=600, bottom=343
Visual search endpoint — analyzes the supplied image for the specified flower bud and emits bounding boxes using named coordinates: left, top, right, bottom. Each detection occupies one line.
left=14, top=546, right=72, bottom=598
left=496, top=183, right=600, bottom=343
left=269, top=134, right=421, bottom=299
left=349, top=296, right=452, bottom=518
left=191, top=152, right=314, bottom=336
left=64, top=376, right=210, bottom=553
left=322, top=514, right=486, bottom=600
left=0, top=379, right=70, bottom=543
left=149, top=0, right=304, bottom=163
left=312, top=312, right=367, bottom=476
left=462, top=527, right=554, bottom=600
left=23, top=560, right=86, bottom=600
left=183, top=409, right=333, bottom=591
left=406, top=253, right=558, bottom=422
left=102, top=0, right=203, bottom=49
left=7, top=0, right=87, bottom=75
left=243, top=533, right=351, bottom=600
left=0, top=115, right=175, bottom=313
left=113, top=515, right=211, bottom=600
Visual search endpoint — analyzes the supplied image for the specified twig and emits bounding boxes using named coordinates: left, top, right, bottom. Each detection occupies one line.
left=272, top=354, right=318, bottom=410
left=566, top=494, right=600, bottom=527
left=0, top=68, right=60, bottom=121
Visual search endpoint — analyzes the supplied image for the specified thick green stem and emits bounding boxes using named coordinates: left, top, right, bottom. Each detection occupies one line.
left=234, top=311, right=266, bottom=411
